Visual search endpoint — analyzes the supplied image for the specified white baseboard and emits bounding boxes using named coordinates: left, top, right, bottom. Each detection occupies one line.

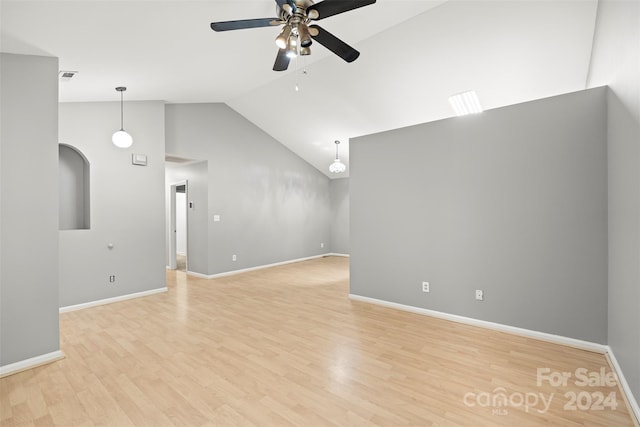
left=0, top=350, right=64, bottom=378
left=348, top=294, right=607, bottom=353
left=606, top=347, right=640, bottom=425
left=187, top=253, right=341, bottom=279
left=59, top=287, right=168, bottom=313
left=326, top=253, right=350, bottom=257
left=185, top=270, right=210, bottom=279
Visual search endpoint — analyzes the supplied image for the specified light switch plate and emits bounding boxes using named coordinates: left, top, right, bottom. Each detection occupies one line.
left=131, top=153, right=147, bottom=166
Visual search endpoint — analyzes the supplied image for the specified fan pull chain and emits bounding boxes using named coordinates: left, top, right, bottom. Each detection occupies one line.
left=296, top=49, right=300, bottom=92
left=294, top=53, right=308, bottom=93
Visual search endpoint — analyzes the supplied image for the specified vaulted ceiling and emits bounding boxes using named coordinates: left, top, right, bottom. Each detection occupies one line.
left=1, top=0, right=598, bottom=177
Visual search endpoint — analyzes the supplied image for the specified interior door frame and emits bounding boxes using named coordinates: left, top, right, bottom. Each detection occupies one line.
left=168, top=180, right=188, bottom=270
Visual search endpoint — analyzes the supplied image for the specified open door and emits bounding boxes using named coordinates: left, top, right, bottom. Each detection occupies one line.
left=168, top=181, right=188, bottom=271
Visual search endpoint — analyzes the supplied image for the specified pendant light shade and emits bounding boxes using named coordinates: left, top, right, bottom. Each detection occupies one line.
left=297, top=23, right=312, bottom=48
left=329, top=140, right=346, bottom=174
left=275, top=25, right=291, bottom=49
left=112, top=86, right=133, bottom=148
left=286, top=33, right=298, bottom=58
left=112, top=130, right=133, bottom=148
left=329, top=158, right=346, bottom=174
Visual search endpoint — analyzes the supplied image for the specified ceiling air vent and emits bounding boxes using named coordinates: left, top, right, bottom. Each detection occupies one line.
left=59, top=70, right=78, bottom=81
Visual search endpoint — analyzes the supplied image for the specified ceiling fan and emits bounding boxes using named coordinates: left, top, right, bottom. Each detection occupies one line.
left=210, top=0, right=376, bottom=71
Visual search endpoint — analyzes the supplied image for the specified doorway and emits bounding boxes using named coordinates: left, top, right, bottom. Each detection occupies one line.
left=169, top=181, right=188, bottom=271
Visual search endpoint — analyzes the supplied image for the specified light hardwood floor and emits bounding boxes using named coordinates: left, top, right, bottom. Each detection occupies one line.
left=1, top=256, right=636, bottom=426
left=176, top=254, right=187, bottom=272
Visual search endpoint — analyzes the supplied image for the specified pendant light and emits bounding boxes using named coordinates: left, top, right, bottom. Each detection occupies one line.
left=112, top=86, right=133, bottom=148
left=329, top=140, right=346, bottom=174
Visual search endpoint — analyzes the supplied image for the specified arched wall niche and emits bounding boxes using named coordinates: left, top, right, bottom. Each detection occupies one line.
left=59, top=143, right=90, bottom=230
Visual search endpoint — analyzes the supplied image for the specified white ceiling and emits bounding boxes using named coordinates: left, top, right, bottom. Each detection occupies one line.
left=1, top=0, right=598, bottom=178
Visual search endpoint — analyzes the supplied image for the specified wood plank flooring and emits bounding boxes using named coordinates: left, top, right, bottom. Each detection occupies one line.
left=0, top=256, right=636, bottom=426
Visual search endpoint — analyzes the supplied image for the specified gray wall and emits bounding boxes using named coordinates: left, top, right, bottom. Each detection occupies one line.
left=350, top=88, right=608, bottom=344
left=165, top=103, right=331, bottom=276
left=330, top=178, right=350, bottom=255
left=588, top=0, right=640, bottom=401
left=58, top=101, right=166, bottom=307
left=165, top=161, right=209, bottom=274
left=1, top=53, right=60, bottom=366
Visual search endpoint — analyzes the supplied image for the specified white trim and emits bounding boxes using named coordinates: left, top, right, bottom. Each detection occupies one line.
left=0, top=350, right=64, bottom=378
left=59, top=287, right=168, bottom=313
left=186, top=270, right=210, bottom=279
left=326, top=253, right=350, bottom=257
left=348, top=294, right=607, bottom=353
left=606, top=347, right=640, bottom=425
left=187, top=253, right=341, bottom=279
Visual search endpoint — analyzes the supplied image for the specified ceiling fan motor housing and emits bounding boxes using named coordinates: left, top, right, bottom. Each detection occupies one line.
left=279, top=0, right=315, bottom=45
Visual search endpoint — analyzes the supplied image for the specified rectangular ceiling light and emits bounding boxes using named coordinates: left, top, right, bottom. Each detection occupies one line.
left=449, top=90, right=483, bottom=116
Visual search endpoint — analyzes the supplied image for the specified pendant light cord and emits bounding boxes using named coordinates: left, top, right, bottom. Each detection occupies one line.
left=120, top=90, right=124, bottom=131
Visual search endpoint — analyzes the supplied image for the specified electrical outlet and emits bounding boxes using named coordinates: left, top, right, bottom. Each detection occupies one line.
left=475, top=289, right=484, bottom=301
left=422, top=282, right=430, bottom=293
left=320, top=242, right=324, bottom=249
left=232, top=254, right=237, bottom=262
left=109, top=275, right=116, bottom=284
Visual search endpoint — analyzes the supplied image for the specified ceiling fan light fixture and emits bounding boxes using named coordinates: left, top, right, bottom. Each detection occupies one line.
left=286, top=34, right=298, bottom=58
left=300, top=46, right=311, bottom=56
left=298, top=23, right=312, bottom=47
left=275, top=25, right=292, bottom=49
left=329, top=140, right=346, bottom=174
left=210, top=0, right=377, bottom=72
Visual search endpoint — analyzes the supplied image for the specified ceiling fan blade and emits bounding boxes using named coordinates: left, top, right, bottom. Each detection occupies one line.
left=309, top=25, right=360, bottom=63
left=273, top=49, right=291, bottom=71
left=210, top=18, right=280, bottom=32
left=274, top=0, right=298, bottom=15
left=308, top=0, right=376, bottom=20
